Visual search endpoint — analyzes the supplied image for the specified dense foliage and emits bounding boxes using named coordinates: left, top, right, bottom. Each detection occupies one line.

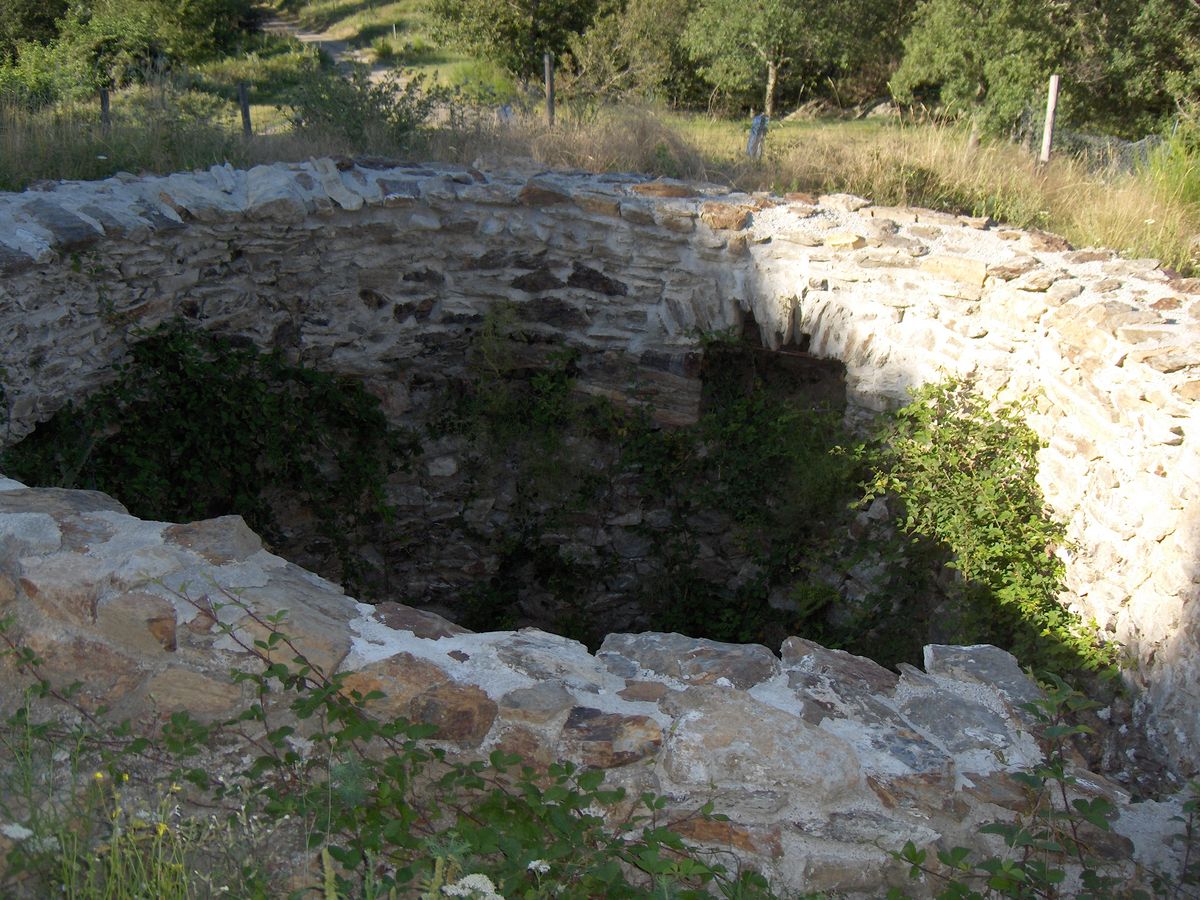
left=891, top=0, right=1200, bottom=137
left=863, top=378, right=1118, bottom=681
left=428, top=0, right=600, bottom=82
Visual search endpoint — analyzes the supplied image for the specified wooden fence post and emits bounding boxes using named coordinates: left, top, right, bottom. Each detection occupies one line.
left=237, top=81, right=253, bottom=138
left=100, top=89, right=111, bottom=133
left=544, top=52, right=555, bottom=127
left=1039, top=74, right=1060, bottom=165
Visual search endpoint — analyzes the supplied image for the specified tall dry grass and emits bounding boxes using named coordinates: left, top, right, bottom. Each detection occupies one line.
left=0, top=90, right=355, bottom=191
left=430, top=107, right=1199, bottom=273
left=424, top=105, right=716, bottom=182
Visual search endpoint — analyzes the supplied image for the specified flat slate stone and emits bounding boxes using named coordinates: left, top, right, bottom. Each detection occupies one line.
left=21, top=199, right=102, bottom=251
left=599, top=632, right=780, bottom=689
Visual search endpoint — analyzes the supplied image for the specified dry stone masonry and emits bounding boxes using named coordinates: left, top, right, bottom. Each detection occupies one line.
left=0, top=159, right=1197, bottom=779
left=0, top=478, right=1190, bottom=894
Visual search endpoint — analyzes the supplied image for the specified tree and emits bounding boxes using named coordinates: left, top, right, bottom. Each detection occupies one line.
left=429, top=0, right=599, bottom=82
left=890, top=0, right=1069, bottom=136
left=681, top=0, right=850, bottom=117
left=0, top=0, right=69, bottom=63
left=565, top=0, right=706, bottom=106
left=891, top=0, right=1200, bottom=138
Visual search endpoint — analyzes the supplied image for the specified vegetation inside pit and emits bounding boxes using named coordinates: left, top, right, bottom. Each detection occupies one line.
left=1, top=318, right=1116, bottom=686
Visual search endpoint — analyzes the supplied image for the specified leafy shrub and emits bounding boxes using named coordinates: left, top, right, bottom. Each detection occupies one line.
left=288, top=66, right=444, bottom=149
left=863, top=378, right=1118, bottom=682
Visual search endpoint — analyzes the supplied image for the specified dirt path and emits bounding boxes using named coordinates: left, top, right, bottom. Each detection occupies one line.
left=263, top=16, right=389, bottom=82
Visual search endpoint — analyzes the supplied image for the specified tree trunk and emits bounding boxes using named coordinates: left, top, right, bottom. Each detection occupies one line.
left=764, top=61, right=779, bottom=118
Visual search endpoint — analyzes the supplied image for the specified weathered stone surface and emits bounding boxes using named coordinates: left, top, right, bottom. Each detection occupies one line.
left=819, top=193, right=871, bottom=212
left=143, top=667, right=241, bottom=719
left=631, top=181, right=697, bottom=198
left=409, top=681, right=497, bottom=745
left=517, top=180, right=570, bottom=205
left=672, top=817, right=783, bottom=858
left=898, top=691, right=1013, bottom=753
left=825, top=232, right=866, bottom=250
left=661, top=686, right=862, bottom=801
left=920, top=255, right=988, bottom=288
left=338, top=652, right=450, bottom=716
left=96, top=590, right=177, bottom=654
left=700, top=202, right=752, bottom=231
left=600, top=633, right=780, bottom=688
left=163, top=516, right=262, bottom=564
left=559, top=706, right=662, bottom=768
left=567, top=262, right=627, bottom=296
left=498, top=682, right=575, bottom=724
left=782, top=637, right=898, bottom=695
left=370, top=602, right=469, bottom=640
left=923, top=644, right=1040, bottom=706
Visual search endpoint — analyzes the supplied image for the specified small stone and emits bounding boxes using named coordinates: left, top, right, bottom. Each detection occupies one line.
left=671, top=818, right=783, bottom=859
left=409, top=682, right=497, bottom=745
left=630, top=181, right=696, bottom=198
left=426, top=456, right=459, bottom=478
left=824, top=232, right=866, bottom=250
left=499, top=683, right=575, bottom=725
left=511, top=267, right=564, bottom=293
left=785, top=191, right=819, bottom=204
left=700, top=202, right=753, bottom=231
left=370, top=602, right=469, bottom=640
left=1027, top=229, right=1072, bottom=252
left=163, top=516, right=263, bottom=564
left=339, top=652, right=449, bottom=716
left=567, top=263, right=627, bottom=296
left=819, top=192, right=872, bottom=212
left=923, top=644, right=1041, bottom=706
left=599, top=633, right=780, bottom=689
left=920, top=255, right=988, bottom=288
left=559, top=707, right=662, bottom=768
left=1013, top=269, right=1063, bottom=292
left=517, top=180, right=570, bottom=205
left=987, top=258, right=1039, bottom=281
left=618, top=680, right=670, bottom=702
left=1151, top=296, right=1183, bottom=311
left=574, top=194, right=621, bottom=217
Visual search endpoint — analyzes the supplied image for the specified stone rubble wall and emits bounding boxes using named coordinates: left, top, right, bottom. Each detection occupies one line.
left=0, top=160, right=1197, bottom=772
left=0, top=478, right=1188, bottom=895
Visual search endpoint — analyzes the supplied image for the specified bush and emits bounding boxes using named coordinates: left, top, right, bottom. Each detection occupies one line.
left=863, top=378, right=1118, bottom=682
left=288, top=65, right=444, bottom=150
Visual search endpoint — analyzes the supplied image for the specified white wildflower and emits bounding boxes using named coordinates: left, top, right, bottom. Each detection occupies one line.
left=527, top=859, right=551, bottom=875
left=441, top=872, right=505, bottom=899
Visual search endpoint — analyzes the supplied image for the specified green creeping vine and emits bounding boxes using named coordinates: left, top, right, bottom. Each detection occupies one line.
left=0, top=596, right=775, bottom=899
left=0, top=322, right=417, bottom=594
